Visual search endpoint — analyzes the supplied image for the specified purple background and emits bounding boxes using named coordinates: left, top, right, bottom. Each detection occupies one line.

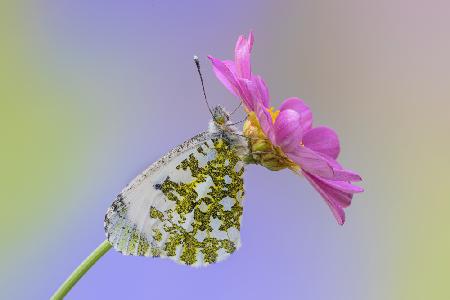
left=2, top=1, right=450, bottom=299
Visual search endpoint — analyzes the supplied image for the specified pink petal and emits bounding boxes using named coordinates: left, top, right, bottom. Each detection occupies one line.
left=247, top=31, right=255, bottom=51
left=319, top=154, right=363, bottom=182
left=279, top=97, right=313, bottom=132
left=273, top=109, right=303, bottom=153
left=331, top=169, right=363, bottom=182
left=313, top=176, right=364, bottom=194
left=238, top=78, right=258, bottom=111
left=223, top=60, right=237, bottom=75
left=286, top=146, right=334, bottom=178
left=302, top=126, right=340, bottom=160
left=293, top=144, right=362, bottom=182
left=208, top=56, right=241, bottom=98
left=235, top=31, right=254, bottom=55
left=303, top=171, right=354, bottom=225
left=234, top=32, right=254, bottom=79
left=255, top=103, right=275, bottom=143
left=252, top=75, right=270, bottom=108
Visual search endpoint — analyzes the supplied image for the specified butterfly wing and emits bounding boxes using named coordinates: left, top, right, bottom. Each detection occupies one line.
left=104, top=133, right=245, bottom=266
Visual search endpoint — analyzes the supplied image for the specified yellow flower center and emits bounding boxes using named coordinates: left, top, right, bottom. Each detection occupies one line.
left=268, top=107, right=280, bottom=123
left=242, top=110, right=297, bottom=171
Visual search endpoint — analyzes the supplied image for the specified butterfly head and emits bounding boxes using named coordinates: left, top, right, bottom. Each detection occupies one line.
left=209, top=104, right=249, bottom=161
left=212, top=105, right=230, bottom=125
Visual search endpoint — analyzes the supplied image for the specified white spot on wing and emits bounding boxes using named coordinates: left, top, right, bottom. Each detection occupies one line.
left=235, top=161, right=244, bottom=173
left=206, top=146, right=217, bottom=159
left=171, top=212, right=181, bottom=225
left=198, top=201, right=208, bottom=212
left=211, top=229, right=228, bottom=240
left=209, top=217, right=228, bottom=239
left=195, top=251, right=205, bottom=266
left=171, top=167, right=194, bottom=183
left=227, top=227, right=240, bottom=242
left=174, top=244, right=183, bottom=260
left=216, top=248, right=228, bottom=261
left=198, top=147, right=216, bottom=168
left=210, top=217, right=221, bottom=231
left=219, top=196, right=235, bottom=211
left=195, top=230, right=207, bottom=242
left=180, top=211, right=194, bottom=231
left=194, top=176, right=213, bottom=196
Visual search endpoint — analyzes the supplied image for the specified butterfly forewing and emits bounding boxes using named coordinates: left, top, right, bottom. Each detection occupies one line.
left=104, top=133, right=245, bottom=266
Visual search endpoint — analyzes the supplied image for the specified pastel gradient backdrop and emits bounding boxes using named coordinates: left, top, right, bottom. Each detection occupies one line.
left=1, top=1, right=449, bottom=299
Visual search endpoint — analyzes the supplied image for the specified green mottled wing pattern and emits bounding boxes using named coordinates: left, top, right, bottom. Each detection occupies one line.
left=104, top=134, right=245, bottom=266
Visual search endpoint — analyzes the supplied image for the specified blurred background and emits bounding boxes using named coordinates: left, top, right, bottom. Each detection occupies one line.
left=1, top=0, right=449, bottom=299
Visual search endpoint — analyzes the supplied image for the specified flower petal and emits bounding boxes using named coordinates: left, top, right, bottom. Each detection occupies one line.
left=314, top=176, right=364, bottom=194
left=234, top=32, right=254, bottom=79
left=253, top=75, right=270, bottom=108
left=273, top=109, right=303, bottom=153
left=319, top=154, right=363, bottom=182
left=238, top=78, right=259, bottom=111
left=255, top=103, right=275, bottom=143
left=208, top=56, right=241, bottom=98
left=332, top=168, right=363, bottom=182
left=286, top=146, right=334, bottom=178
left=279, top=97, right=313, bottom=132
left=303, top=171, right=355, bottom=225
left=302, top=126, right=340, bottom=159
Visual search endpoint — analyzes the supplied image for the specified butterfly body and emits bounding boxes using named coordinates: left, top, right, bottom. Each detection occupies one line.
left=104, top=106, right=249, bottom=266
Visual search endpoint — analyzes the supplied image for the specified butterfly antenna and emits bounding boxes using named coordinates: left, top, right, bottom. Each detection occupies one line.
left=230, top=101, right=243, bottom=116
left=229, top=117, right=247, bottom=126
left=193, top=55, right=214, bottom=117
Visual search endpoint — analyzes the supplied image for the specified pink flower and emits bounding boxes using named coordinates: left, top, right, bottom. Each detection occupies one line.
left=256, top=98, right=363, bottom=225
left=209, top=32, right=363, bottom=225
left=208, top=32, right=269, bottom=111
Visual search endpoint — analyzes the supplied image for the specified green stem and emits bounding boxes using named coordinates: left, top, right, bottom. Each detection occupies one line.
left=51, top=240, right=112, bottom=300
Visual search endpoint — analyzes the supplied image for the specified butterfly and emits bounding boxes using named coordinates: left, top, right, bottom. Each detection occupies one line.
left=104, top=58, right=250, bottom=267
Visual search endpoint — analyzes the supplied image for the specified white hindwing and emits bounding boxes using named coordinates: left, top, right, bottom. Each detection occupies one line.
left=104, top=132, right=245, bottom=266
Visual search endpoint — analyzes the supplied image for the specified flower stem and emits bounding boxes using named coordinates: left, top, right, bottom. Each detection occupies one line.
left=51, top=240, right=112, bottom=300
